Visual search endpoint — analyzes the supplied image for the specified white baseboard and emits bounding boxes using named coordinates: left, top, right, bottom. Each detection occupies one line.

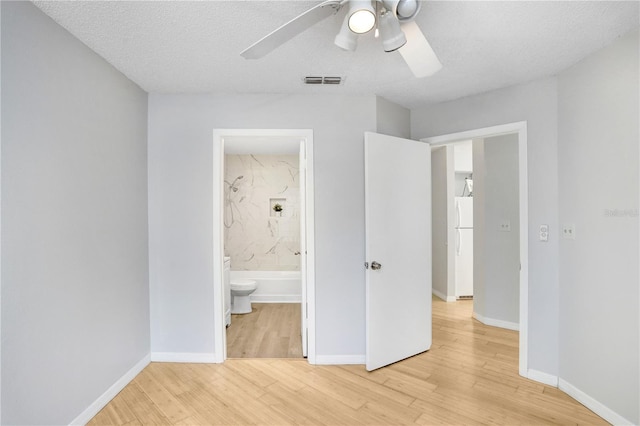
left=250, top=294, right=301, bottom=303
left=432, top=289, right=456, bottom=302
left=558, top=378, right=633, bottom=425
left=473, top=311, right=519, bottom=331
left=313, top=354, right=365, bottom=365
left=151, top=352, right=218, bottom=363
left=526, top=369, right=558, bottom=387
left=70, top=354, right=150, bottom=425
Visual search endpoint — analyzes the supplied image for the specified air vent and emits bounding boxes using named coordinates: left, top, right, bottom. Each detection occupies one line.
left=304, top=76, right=323, bottom=85
left=322, top=76, right=342, bottom=85
left=303, top=76, right=343, bottom=85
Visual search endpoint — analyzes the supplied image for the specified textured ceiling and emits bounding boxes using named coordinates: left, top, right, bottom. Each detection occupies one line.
left=33, top=1, right=639, bottom=110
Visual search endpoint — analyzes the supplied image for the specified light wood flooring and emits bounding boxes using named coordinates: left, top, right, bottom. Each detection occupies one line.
left=89, top=297, right=607, bottom=425
left=226, top=303, right=303, bottom=359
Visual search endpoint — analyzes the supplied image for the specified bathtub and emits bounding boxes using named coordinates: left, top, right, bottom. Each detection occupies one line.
left=230, top=270, right=301, bottom=303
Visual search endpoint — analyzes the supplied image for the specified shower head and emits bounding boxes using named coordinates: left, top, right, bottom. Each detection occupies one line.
left=228, top=175, right=244, bottom=192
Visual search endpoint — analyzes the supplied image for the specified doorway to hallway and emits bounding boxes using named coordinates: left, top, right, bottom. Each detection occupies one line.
left=423, top=121, right=529, bottom=377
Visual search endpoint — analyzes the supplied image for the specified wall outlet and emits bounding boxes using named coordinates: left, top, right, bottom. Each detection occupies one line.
left=499, top=220, right=511, bottom=232
left=562, top=224, right=576, bottom=240
left=539, top=224, right=549, bottom=242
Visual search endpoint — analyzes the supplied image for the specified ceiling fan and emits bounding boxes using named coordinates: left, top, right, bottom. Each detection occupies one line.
left=240, top=0, right=442, bottom=78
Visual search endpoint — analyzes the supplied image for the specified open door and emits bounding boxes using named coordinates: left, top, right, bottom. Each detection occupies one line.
left=299, top=140, right=308, bottom=357
left=365, top=132, right=432, bottom=371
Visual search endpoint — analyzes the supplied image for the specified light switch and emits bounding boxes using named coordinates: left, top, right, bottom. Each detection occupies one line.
left=539, top=224, right=549, bottom=242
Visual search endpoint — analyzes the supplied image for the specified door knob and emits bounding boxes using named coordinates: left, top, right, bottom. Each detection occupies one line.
left=371, top=261, right=382, bottom=270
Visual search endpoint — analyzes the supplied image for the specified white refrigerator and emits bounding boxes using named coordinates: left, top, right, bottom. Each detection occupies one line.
left=455, top=197, right=474, bottom=299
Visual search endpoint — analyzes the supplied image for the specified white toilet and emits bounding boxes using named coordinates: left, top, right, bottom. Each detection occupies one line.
left=230, top=279, right=257, bottom=314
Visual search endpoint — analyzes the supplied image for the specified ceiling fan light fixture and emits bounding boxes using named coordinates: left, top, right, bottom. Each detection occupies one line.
left=379, top=9, right=407, bottom=52
left=335, top=12, right=359, bottom=51
left=347, top=0, right=376, bottom=34
left=241, top=0, right=439, bottom=80
left=382, top=0, right=421, bottom=21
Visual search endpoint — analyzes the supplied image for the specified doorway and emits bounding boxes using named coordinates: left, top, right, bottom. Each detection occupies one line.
left=212, top=129, right=316, bottom=363
left=431, top=140, right=475, bottom=303
left=423, top=121, right=529, bottom=377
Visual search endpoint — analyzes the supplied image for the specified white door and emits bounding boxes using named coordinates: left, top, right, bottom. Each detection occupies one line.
left=299, top=141, right=308, bottom=357
left=365, top=132, right=432, bottom=371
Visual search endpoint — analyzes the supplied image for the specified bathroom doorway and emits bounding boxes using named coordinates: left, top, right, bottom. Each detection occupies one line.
left=423, top=121, right=529, bottom=377
left=212, top=129, right=315, bottom=362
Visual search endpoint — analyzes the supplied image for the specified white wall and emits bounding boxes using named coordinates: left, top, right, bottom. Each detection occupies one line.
left=453, top=141, right=473, bottom=173
left=412, top=77, right=560, bottom=376
left=1, top=2, right=149, bottom=424
left=473, top=134, right=520, bottom=327
left=557, top=29, right=639, bottom=424
left=472, top=140, right=486, bottom=315
left=431, top=146, right=450, bottom=300
left=148, top=94, right=376, bottom=358
left=376, top=96, right=410, bottom=139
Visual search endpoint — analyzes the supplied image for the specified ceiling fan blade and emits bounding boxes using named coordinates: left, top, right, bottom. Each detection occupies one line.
left=241, top=0, right=344, bottom=60
left=398, top=21, right=442, bottom=78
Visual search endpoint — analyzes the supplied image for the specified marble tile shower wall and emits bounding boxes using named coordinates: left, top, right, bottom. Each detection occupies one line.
left=224, top=154, right=300, bottom=271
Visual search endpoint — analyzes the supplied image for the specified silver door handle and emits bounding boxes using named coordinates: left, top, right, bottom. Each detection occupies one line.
left=371, top=261, right=382, bottom=270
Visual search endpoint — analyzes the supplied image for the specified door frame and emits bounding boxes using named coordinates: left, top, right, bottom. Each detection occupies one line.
left=212, top=128, right=316, bottom=363
left=422, top=121, right=529, bottom=377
